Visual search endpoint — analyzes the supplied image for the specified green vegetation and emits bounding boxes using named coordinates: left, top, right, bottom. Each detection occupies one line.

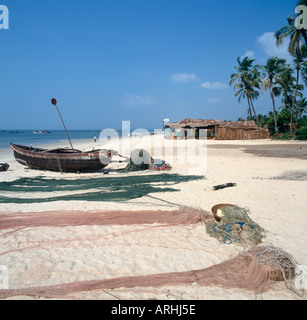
left=230, top=0, right=307, bottom=140
left=295, top=116, right=307, bottom=139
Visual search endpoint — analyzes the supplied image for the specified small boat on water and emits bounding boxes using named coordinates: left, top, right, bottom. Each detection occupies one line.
left=11, top=143, right=117, bottom=172
left=33, top=130, right=51, bottom=134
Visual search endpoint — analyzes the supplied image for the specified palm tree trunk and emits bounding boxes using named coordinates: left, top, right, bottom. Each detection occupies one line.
left=270, top=87, right=278, bottom=134
left=291, top=66, right=300, bottom=134
left=247, top=98, right=252, bottom=120
left=249, top=97, right=260, bottom=126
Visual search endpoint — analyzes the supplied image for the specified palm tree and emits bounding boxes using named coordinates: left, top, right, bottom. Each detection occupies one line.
left=276, top=68, right=296, bottom=110
left=245, top=73, right=261, bottom=126
left=276, top=66, right=304, bottom=131
left=290, top=46, right=307, bottom=133
left=230, top=57, right=261, bottom=125
left=232, top=82, right=252, bottom=120
left=275, top=0, right=307, bottom=133
left=261, top=57, right=288, bottom=134
left=275, top=0, right=307, bottom=55
left=275, top=17, right=306, bottom=55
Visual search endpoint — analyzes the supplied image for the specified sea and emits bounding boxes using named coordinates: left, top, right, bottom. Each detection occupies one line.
left=0, top=129, right=157, bottom=149
left=0, top=129, right=118, bottom=149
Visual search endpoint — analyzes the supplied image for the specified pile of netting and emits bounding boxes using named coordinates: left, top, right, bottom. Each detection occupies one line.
left=0, top=244, right=302, bottom=299
left=122, top=149, right=171, bottom=172
left=205, top=205, right=266, bottom=245
left=0, top=173, right=202, bottom=204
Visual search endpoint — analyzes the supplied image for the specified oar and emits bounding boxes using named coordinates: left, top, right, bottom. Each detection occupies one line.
left=51, top=98, right=74, bottom=151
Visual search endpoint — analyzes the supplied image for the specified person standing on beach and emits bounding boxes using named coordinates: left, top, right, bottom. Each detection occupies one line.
left=94, top=136, right=97, bottom=143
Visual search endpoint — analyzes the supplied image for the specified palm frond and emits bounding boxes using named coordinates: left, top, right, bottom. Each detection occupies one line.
left=296, top=0, right=307, bottom=8
left=275, top=25, right=294, bottom=46
left=273, top=86, right=282, bottom=97
left=289, top=31, right=301, bottom=55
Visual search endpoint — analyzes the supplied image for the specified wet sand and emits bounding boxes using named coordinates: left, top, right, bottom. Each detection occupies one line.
left=208, top=143, right=307, bottom=160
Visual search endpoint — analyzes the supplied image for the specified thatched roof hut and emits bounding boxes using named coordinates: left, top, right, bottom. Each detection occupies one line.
left=165, top=119, right=270, bottom=140
left=215, top=121, right=269, bottom=140
left=218, top=121, right=261, bottom=129
left=167, top=118, right=219, bottom=129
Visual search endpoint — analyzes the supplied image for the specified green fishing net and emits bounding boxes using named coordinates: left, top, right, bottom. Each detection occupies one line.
left=0, top=173, right=204, bottom=204
left=205, top=206, right=266, bottom=246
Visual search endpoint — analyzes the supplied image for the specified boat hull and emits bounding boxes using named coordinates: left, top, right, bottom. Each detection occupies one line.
left=11, top=144, right=115, bottom=172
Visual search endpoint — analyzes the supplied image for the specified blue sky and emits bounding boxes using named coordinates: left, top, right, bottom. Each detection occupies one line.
left=0, top=0, right=300, bottom=130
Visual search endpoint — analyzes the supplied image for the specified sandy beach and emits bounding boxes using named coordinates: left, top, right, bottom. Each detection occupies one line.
left=0, top=135, right=306, bottom=300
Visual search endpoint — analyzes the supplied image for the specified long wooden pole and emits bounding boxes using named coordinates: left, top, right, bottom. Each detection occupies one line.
left=51, top=98, right=74, bottom=151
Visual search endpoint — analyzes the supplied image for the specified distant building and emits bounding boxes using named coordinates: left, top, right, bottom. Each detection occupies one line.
left=164, top=118, right=270, bottom=140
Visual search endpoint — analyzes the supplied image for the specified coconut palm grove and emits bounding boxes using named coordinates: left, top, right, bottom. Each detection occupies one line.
left=229, top=0, right=307, bottom=140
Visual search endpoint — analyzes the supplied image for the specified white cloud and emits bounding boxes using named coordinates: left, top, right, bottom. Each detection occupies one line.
left=201, top=82, right=228, bottom=90
left=206, top=98, right=220, bottom=104
left=171, top=73, right=198, bottom=83
left=242, top=50, right=255, bottom=59
left=122, top=94, right=156, bottom=107
left=256, top=32, right=291, bottom=60
left=171, top=73, right=228, bottom=91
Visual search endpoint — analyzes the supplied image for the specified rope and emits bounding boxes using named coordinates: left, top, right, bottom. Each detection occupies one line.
left=144, top=194, right=182, bottom=208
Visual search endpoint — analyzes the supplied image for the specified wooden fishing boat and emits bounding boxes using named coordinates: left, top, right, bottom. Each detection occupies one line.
left=11, top=98, right=119, bottom=172
left=11, top=143, right=117, bottom=172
